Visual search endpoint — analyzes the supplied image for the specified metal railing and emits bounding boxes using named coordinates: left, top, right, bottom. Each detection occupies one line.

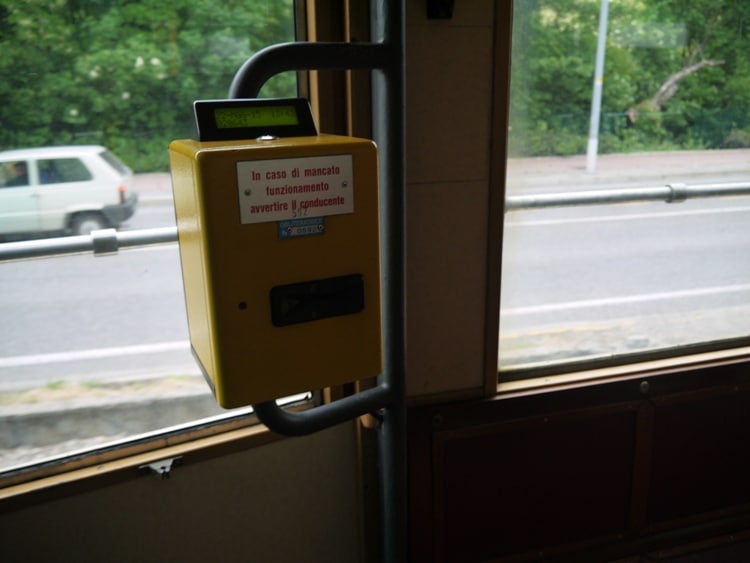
left=0, top=227, right=177, bottom=261
left=2, top=181, right=749, bottom=262
left=505, top=181, right=750, bottom=211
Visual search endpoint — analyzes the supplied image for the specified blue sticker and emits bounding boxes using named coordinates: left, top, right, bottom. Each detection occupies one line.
left=278, top=217, right=326, bottom=239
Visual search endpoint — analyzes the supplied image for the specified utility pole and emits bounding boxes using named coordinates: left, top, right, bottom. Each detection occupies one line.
left=586, top=0, right=610, bottom=173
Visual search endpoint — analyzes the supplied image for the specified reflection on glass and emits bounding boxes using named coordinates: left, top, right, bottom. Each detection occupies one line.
left=500, top=1, right=750, bottom=373
left=0, top=0, right=296, bottom=472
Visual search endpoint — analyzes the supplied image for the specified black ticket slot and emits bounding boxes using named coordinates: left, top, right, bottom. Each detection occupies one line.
left=270, top=274, right=365, bottom=327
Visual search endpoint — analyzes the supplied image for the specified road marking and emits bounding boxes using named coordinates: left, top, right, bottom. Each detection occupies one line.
left=128, top=243, right=178, bottom=253
left=0, top=341, right=190, bottom=367
left=506, top=205, right=750, bottom=227
left=502, top=283, right=750, bottom=316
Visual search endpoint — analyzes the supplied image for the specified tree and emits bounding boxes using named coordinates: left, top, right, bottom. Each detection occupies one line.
left=0, top=0, right=295, bottom=170
left=509, top=0, right=750, bottom=156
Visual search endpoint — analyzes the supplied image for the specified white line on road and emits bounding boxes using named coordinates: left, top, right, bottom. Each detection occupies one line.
left=0, top=341, right=190, bottom=368
left=506, top=205, right=750, bottom=227
left=127, top=242, right=178, bottom=253
left=502, top=283, right=750, bottom=316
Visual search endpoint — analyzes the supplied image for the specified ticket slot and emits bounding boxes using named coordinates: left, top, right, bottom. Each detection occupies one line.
left=270, top=274, right=365, bottom=327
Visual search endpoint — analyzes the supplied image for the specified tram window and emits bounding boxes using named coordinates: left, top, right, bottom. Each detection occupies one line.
left=0, top=1, right=298, bottom=475
left=499, top=0, right=750, bottom=377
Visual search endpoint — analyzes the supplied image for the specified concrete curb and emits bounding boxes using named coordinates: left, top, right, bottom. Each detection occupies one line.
left=0, top=389, right=227, bottom=449
left=506, top=149, right=750, bottom=189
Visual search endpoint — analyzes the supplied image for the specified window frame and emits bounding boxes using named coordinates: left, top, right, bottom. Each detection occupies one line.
left=0, top=0, right=334, bottom=489
left=490, top=1, right=750, bottom=396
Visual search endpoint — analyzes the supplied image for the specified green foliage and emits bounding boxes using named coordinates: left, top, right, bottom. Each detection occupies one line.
left=509, top=0, right=750, bottom=157
left=0, top=0, right=295, bottom=171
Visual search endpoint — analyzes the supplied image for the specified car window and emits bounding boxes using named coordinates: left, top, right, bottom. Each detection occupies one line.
left=39, top=158, right=93, bottom=184
left=99, top=149, right=131, bottom=176
left=1, top=161, right=30, bottom=187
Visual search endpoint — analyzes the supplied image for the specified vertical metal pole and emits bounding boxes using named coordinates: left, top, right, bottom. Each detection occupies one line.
left=586, top=0, right=609, bottom=174
left=371, top=1, right=407, bottom=561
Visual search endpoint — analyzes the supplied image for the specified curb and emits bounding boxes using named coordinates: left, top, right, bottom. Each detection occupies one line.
left=138, top=193, right=174, bottom=207
left=0, top=389, right=226, bottom=450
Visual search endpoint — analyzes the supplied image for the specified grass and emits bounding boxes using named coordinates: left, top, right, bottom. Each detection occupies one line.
left=0, top=375, right=206, bottom=406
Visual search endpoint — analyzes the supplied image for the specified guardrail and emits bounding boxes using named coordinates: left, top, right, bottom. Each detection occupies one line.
left=0, top=227, right=177, bottom=261
left=3, top=181, right=749, bottom=262
left=505, top=181, right=750, bottom=210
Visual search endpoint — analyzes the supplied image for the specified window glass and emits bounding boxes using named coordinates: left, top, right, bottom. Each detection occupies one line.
left=1, top=161, right=29, bottom=187
left=0, top=0, right=296, bottom=473
left=99, top=149, right=132, bottom=176
left=39, top=158, right=93, bottom=184
left=500, top=0, right=750, bottom=375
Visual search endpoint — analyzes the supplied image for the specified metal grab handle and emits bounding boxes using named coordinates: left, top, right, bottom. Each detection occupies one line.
left=229, top=42, right=393, bottom=98
left=229, top=42, right=396, bottom=435
left=228, top=18, right=405, bottom=440
left=228, top=4, right=407, bottom=559
left=505, top=182, right=750, bottom=211
left=253, top=384, right=392, bottom=437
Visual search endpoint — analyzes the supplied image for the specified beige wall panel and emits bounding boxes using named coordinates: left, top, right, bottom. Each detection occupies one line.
left=406, top=180, right=489, bottom=398
left=405, top=2, right=496, bottom=398
left=0, top=423, right=361, bottom=563
left=406, top=6, right=495, bottom=185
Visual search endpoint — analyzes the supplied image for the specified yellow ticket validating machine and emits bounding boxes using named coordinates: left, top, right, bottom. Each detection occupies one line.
left=170, top=98, right=381, bottom=408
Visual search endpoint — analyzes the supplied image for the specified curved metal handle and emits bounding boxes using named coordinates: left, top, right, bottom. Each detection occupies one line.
left=253, top=384, right=392, bottom=437
left=229, top=41, right=392, bottom=99
left=230, top=39, right=400, bottom=436
left=229, top=3, right=406, bottom=559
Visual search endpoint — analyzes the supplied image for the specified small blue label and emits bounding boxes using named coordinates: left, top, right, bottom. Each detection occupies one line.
left=278, top=217, right=326, bottom=239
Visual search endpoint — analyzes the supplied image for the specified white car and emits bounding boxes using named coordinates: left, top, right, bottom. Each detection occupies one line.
left=0, top=145, right=138, bottom=238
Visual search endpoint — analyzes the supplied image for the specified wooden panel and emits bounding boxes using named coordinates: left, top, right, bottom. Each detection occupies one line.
left=648, top=385, right=750, bottom=525
left=408, top=362, right=750, bottom=562
left=433, top=406, right=637, bottom=562
left=654, top=530, right=750, bottom=560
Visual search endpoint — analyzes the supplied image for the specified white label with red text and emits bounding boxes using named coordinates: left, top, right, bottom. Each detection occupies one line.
left=237, top=154, right=353, bottom=225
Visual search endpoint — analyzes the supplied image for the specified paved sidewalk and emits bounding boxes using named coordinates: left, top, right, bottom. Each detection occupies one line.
left=132, top=149, right=750, bottom=199
left=131, top=172, right=173, bottom=205
left=506, top=148, right=750, bottom=190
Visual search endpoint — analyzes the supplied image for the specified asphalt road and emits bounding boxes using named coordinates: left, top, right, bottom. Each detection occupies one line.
left=0, top=203, right=197, bottom=391
left=499, top=195, right=750, bottom=366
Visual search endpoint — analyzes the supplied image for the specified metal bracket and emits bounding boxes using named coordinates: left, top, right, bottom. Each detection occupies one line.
left=427, top=0, right=455, bottom=19
left=139, top=456, right=182, bottom=479
left=667, top=182, right=688, bottom=203
left=92, top=228, right=119, bottom=255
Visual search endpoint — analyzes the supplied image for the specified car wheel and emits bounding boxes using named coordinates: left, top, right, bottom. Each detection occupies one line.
left=70, top=212, right=108, bottom=236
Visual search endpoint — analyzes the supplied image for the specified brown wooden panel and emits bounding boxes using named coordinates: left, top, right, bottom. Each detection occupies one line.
left=434, top=407, right=637, bottom=562
left=648, top=386, right=750, bottom=525
left=408, top=362, right=750, bottom=562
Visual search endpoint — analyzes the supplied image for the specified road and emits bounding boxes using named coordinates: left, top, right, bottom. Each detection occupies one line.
left=0, top=204, right=198, bottom=391
left=499, top=194, right=750, bottom=366
left=1, top=171, right=749, bottom=388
